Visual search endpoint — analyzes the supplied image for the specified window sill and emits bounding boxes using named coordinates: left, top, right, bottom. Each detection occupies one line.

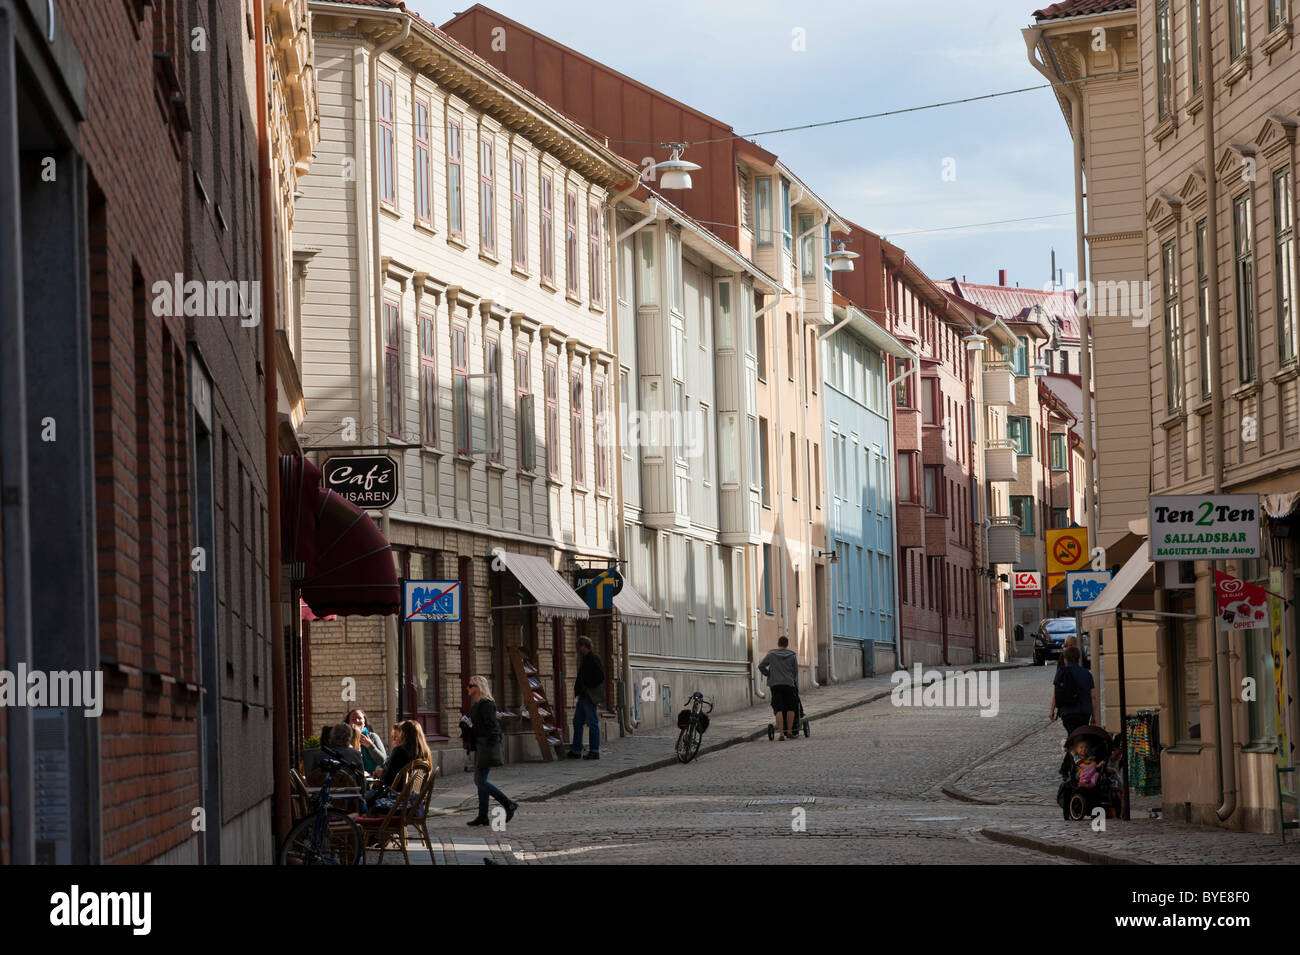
left=479, top=251, right=500, bottom=266
left=1186, top=91, right=1204, bottom=117
left=1231, top=381, right=1259, bottom=402
left=486, top=461, right=508, bottom=474
left=518, top=468, right=536, bottom=478
left=454, top=452, right=477, bottom=465
left=1225, top=55, right=1251, bottom=87
left=1163, top=743, right=1203, bottom=754
left=540, top=279, right=557, bottom=293
left=1153, top=114, right=1177, bottom=145
left=511, top=265, right=530, bottom=280
left=572, top=484, right=589, bottom=495
left=1271, top=362, right=1299, bottom=384
left=380, top=203, right=401, bottom=221
left=386, top=437, right=417, bottom=449
left=546, top=477, right=564, bottom=489
left=1191, top=397, right=1213, bottom=415
left=1262, top=22, right=1291, bottom=56
left=589, top=304, right=605, bottom=316
left=565, top=292, right=583, bottom=307
left=596, top=488, right=612, bottom=500
left=1242, top=742, right=1280, bottom=754
left=421, top=445, right=444, bottom=458
left=414, top=220, right=437, bottom=237
left=446, top=235, right=469, bottom=251
left=1157, top=409, right=1187, bottom=430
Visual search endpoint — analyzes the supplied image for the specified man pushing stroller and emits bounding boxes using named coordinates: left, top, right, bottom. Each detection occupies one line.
left=759, top=637, right=800, bottom=740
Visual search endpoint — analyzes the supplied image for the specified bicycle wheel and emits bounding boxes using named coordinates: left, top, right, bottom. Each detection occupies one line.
left=675, top=726, right=692, bottom=763
left=687, top=724, right=703, bottom=762
left=279, top=808, right=363, bottom=865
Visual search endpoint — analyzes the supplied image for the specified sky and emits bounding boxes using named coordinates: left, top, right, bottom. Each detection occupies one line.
left=410, top=0, right=1078, bottom=290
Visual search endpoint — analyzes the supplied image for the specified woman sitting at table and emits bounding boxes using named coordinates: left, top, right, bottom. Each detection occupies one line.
left=320, top=723, right=366, bottom=788
left=365, top=720, right=430, bottom=812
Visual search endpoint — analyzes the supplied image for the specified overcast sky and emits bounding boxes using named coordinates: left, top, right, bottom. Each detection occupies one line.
left=412, top=0, right=1077, bottom=290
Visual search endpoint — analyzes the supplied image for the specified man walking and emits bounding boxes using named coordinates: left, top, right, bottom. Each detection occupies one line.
left=568, top=635, right=605, bottom=760
left=1050, top=645, right=1098, bottom=734
left=759, top=636, right=800, bottom=740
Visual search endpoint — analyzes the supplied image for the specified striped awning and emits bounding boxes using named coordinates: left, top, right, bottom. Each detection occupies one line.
left=613, top=584, right=661, bottom=627
left=491, top=549, right=589, bottom=620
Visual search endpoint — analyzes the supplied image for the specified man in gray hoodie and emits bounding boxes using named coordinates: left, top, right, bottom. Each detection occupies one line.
left=758, top=636, right=800, bottom=740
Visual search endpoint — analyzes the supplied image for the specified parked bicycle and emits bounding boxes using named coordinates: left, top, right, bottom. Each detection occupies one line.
left=675, top=691, right=713, bottom=764
left=279, top=757, right=364, bottom=865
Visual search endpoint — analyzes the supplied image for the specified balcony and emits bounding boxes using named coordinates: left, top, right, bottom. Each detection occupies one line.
left=924, top=511, right=948, bottom=556
left=897, top=502, right=925, bottom=550
left=986, top=516, right=1022, bottom=564
left=921, top=424, right=945, bottom=466
left=985, top=440, right=1018, bottom=483
left=983, top=362, right=1014, bottom=406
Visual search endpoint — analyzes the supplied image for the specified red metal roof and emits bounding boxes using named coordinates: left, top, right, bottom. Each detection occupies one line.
left=950, top=280, right=1080, bottom=341
left=1032, top=0, right=1135, bottom=21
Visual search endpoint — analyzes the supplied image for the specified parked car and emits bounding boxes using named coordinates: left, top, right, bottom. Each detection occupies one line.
left=1033, top=617, right=1077, bottom=666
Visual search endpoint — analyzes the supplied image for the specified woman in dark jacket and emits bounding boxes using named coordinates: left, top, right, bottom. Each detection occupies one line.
left=365, top=720, right=429, bottom=813
left=464, top=675, right=518, bottom=827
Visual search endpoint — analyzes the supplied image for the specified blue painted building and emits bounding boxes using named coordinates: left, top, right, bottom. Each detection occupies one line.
left=821, top=300, right=914, bottom=677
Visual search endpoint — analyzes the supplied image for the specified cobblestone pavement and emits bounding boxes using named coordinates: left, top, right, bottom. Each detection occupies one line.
left=372, top=663, right=1300, bottom=864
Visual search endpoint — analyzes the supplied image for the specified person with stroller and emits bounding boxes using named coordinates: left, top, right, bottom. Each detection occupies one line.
left=1049, top=645, right=1097, bottom=734
left=759, top=636, right=800, bottom=740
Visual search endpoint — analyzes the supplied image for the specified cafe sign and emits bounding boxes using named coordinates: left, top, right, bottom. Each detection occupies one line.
left=322, top=454, right=399, bottom=509
left=1149, top=494, right=1260, bottom=561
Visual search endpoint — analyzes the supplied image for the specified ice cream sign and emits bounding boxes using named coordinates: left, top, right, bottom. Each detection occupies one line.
left=1148, top=494, right=1260, bottom=561
left=1214, top=570, right=1270, bottom=631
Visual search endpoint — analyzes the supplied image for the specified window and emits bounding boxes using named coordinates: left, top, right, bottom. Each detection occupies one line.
left=813, top=443, right=821, bottom=508
left=1234, top=192, right=1256, bottom=383
left=786, top=314, right=795, bottom=380
left=823, top=220, right=832, bottom=283
left=667, top=230, right=683, bottom=313
left=1162, top=238, right=1183, bottom=411
left=1052, top=507, right=1070, bottom=530
left=571, top=371, right=585, bottom=487
left=739, top=167, right=752, bottom=230
left=923, top=465, right=941, bottom=513
left=1277, top=169, right=1296, bottom=364
left=700, top=403, right=713, bottom=486
left=755, top=177, right=772, bottom=248
left=516, top=348, right=534, bottom=471
left=539, top=174, right=555, bottom=284
left=479, top=137, right=496, bottom=253
left=453, top=326, right=469, bottom=452
left=1059, top=350, right=1069, bottom=374
left=446, top=120, right=463, bottom=237
left=420, top=311, right=436, bottom=446
left=759, top=417, right=771, bottom=507
left=594, top=379, right=608, bottom=492
left=510, top=156, right=526, bottom=269
left=762, top=543, right=773, bottom=613
left=1010, top=495, right=1035, bottom=536
left=756, top=311, right=767, bottom=381
left=790, top=432, right=798, bottom=499
left=384, top=301, right=401, bottom=437
left=565, top=188, right=580, bottom=296
left=414, top=99, right=431, bottom=224
left=1171, top=609, right=1202, bottom=743
left=1008, top=336, right=1029, bottom=376
left=1008, top=416, right=1032, bottom=456
left=588, top=201, right=603, bottom=306
left=780, top=177, right=792, bottom=252
left=922, top=378, right=937, bottom=424
left=897, top=452, right=914, bottom=503
left=1229, top=0, right=1248, bottom=61
left=637, top=229, right=655, bottom=304
left=545, top=359, right=559, bottom=479
left=486, top=340, right=501, bottom=463
left=798, top=212, right=815, bottom=280
left=378, top=77, right=395, bottom=206
left=1189, top=0, right=1202, bottom=93
left=1196, top=218, right=1211, bottom=397
left=1269, top=0, right=1287, bottom=31
left=1156, top=0, right=1173, bottom=121
left=1050, top=433, right=1068, bottom=471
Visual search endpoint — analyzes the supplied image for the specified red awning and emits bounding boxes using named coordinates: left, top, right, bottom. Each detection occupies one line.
left=281, top=455, right=399, bottom=617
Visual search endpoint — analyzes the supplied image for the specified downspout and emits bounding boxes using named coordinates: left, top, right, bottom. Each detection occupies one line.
left=756, top=290, right=784, bottom=685
left=797, top=213, right=828, bottom=685
left=1197, top=4, right=1234, bottom=824
left=609, top=197, right=659, bottom=734
left=887, top=355, right=917, bottom=669
left=254, top=0, right=291, bottom=847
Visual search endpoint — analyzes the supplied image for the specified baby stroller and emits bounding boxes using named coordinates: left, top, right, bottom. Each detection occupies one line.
left=1057, top=724, right=1126, bottom=820
left=766, top=686, right=810, bottom=740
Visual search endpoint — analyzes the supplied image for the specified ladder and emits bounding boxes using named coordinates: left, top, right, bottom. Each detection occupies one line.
left=510, top=647, right=562, bottom=762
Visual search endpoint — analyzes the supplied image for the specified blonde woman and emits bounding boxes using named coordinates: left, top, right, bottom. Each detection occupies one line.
left=464, top=676, right=517, bottom=826
left=366, top=720, right=430, bottom=812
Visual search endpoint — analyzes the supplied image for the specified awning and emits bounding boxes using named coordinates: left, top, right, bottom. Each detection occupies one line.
left=1081, top=540, right=1153, bottom=632
left=491, top=548, right=589, bottom=620
left=613, top=584, right=661, bottom=627
left=281, top=455, right=400, bottom=617
left=1264, top=491, right=1300, bottom=519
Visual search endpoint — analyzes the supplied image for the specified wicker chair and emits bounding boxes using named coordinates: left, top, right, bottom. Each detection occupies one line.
left=289, top=769, right=312, bottom=822
left=408, top=763, right=439, bottom=857
left=355, top=759, right=431, bottom=865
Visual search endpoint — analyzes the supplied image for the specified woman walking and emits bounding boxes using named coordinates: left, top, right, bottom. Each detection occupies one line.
left=464, top=675, right=518, bottom=827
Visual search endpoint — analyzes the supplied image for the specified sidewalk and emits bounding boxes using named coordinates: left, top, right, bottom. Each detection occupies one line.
left=949, top=719, right=1300, bottom=864
left=425, top=659, right=1029, bottom=815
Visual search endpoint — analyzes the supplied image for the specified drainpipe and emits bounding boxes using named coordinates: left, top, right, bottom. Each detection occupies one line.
left=887, top=355, right=917, bottom=669
left=797, top=214, right=828, bottom=685
left=1193, top=5, right=1234, bottom=825
left=608, top=198, right=660, bottom=734
left=757, top=290, right=786, bottom=682
left=253, top=0, right=293, bottom=848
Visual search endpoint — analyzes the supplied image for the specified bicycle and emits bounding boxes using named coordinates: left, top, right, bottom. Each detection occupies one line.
left=278, top=757, right=364, bottom=865
left=674, top=691, right=713, bottom=764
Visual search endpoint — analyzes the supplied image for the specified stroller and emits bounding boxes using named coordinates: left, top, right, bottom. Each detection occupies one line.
left=766, top=686, right=810, bottom=740
left=1057, top=724, right=1126, bottom=820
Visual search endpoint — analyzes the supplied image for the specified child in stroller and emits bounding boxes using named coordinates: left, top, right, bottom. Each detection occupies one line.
left=1057, top=724, right=1125, bottom=820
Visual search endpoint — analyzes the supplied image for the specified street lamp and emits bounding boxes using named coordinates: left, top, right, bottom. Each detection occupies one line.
left=1032, top=360, right=1050, bottom=378
left=963, top=333, right=987, bottom=353
left=827, top=241, right=858, bottom=273
left=653, top=144, right=700, bottom=190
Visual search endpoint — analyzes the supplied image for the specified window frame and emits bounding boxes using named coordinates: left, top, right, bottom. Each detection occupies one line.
left=1229, top=0, right=1249, bottom=62
left=452, top=325, right=470, bottom=453
left=1196, top=218, right=1211, bottom=397
left=1188, top=0, right=1202, bottom=93
left=516, top=347, right=534, bottom=472
left=510, top=154, right=527, bottom=270
left=1008, top=415, right=1032, bottom=456
left=755, top=177, right=773, bottom=248
left=588, top=200, right=603, bottom=307
left=539, top=172, right=555, bottom=285
left=594, top=378, right=608, bottom=493
left=565, top=188, right=580, bottom=297
left=486, top=338, right=502, bottom=463
left=1010, top=495, right=1035, bottom=536
left=1050, top=432, right=1068, bottom=471
left=545, top=358, right=560, bottom=480
left=413, top=97, right=432, bottom=225
left=1155, top=0, right=1174, bottom=121
left=1276, top=168, right=1296, bottom=365
left=419, top=310, right=436, bottom=447
left=378, top=75, right=396, bottom=208
left=383, top=299, right=402, bottom=438
left=446, top=118, right=464, bottom=238
left=1162, top=237, right=1184, bottom=412
left=1233, top=191, right=1257, bottom=384
left=479, top=135, right=496, bottom=254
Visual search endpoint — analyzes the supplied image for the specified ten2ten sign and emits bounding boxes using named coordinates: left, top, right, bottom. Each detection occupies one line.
left=1149, top=494, right=1260, bottom=561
